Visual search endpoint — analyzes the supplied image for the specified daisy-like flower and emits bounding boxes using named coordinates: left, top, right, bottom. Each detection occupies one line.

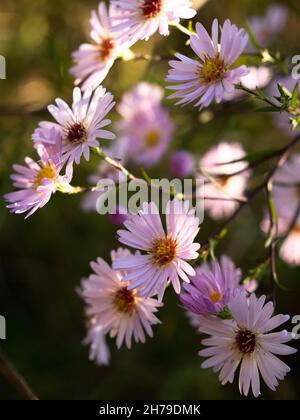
left=198, top=292, right=296, bottom=397
left=34, top=86, right=115, bottom=167
left=80, top=248, right=162, bottom=350
left=111, top=0, right=196, bottom=42
left=113, top=199, right=201, bottom=300
left=71, top=2, right=133, bottom=91
left=261, top=154, right=300, bottom=265
left=166, top=19, right=249, bottom=109
left=180, top=255, right=241, bottom=316
left=248, top=4, right=288, bottom=50
left=198, top=142, right=250, bottom=220
left=117, top=83, right=174, bottom=167
left=4, top=129, right=71, bottom=218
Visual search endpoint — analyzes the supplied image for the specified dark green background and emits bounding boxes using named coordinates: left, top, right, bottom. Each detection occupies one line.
left=0, top=0, right=299, bottom=400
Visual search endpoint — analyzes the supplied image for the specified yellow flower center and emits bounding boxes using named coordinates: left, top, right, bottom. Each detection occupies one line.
left=35, top=163, right=57, bottom=187
left=113, top=287, right=136, bottom=315
left=210, top=290, right=223, bottom=304
left=200, top=54, right=228, bottom=84
left=145, top=129, right=161, bottom=148
left=150, top=236, right=177, bottom=267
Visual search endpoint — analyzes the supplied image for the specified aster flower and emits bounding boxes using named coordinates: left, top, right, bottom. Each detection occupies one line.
left=113, top=199, right=200, bottom=300
left=261, top=154, right=300, bottom=265
left=198, top=142, right=250, bottom=220
left=117, top=83, right=174, bottom=167
left=71, top=2, right=133, bottom=91
left=80, top=248, right=162, bottom=350
left=34, top=86, right=115, bottom=167
left=4, top=129, right=71, bottom=218
left=166, top=19, right=249, bottom=109
left=169, top=150, right=195, bottom=178
left=198, top=292, right=296, bottom=397
left=180, top=255, right=241, bottom=316
left=111, top=0, right=196, bottom=42
left=248, top=4, right=288, bottom=50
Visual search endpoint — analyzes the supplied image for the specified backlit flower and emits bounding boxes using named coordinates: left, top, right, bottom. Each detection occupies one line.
left=117, top=83, right=174, bottom=167
left=199, top=142, right=250, bottom=220
left=166, top=19, right=249, bottom=109
left=198, top=292, right=296, bottom=397
left=180, top=255, right=241, bottom=316
left=111, top=0, right=196, bottom=42
left=34, top=87, right=115, bottom=167
left=71, top=2, right=133, bottom=91
left=4, top=129, right=71, bottom=218
left=114, top=199, right=200, bottom=300
left=80, top=248, right=162, bottom=350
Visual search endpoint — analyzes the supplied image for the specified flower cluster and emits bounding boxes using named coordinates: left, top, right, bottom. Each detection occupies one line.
left=4, top=0, right=298, bottom=400
left=180, top=257, right=296, bottom=397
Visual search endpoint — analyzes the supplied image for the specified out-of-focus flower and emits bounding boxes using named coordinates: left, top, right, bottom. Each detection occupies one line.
left=180, top=255, right=241, bottom=316
left=169, top=150, right=195, bottom=178
left=199, top=142, right=250, bottom=220
left=261, top=154, right=300, bottom=266
left=117, top=83, right=174, bottom=168
left=166, top=19, right=248, bottom=109
left=111, top=0, right=196, bottom=42
left=4, top=129, right=71, bottom=218
left=224, top=66, right=272, bottom=102
left=198, top=292, right=296, bottom=397
left=243, top=279, right=258, bottom=294
left=80, top=248, right=162, bottom=352
left=34, top=87, right=115, bottom=167
left=248, top=4, right=288, bottom=49
left=114, top=199, right=200, bottom=300
left=83, top=321, right=111, bottom=366
left=71, top=2, right=133, bottom=91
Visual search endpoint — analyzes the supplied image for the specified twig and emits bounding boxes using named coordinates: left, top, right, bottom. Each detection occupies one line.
left=201, top=133, right=300, bottom=253
left=0, top=348, right=38, bottom=400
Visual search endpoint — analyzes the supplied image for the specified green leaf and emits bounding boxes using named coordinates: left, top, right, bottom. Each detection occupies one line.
left=291, top=82, right=299, bottom=110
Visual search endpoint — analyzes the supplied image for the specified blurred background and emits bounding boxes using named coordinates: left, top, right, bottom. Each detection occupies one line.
left=0, top=0, right=300, bottom=400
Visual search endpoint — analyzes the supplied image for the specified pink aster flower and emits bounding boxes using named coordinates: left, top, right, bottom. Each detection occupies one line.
left=169, top=150, right=195, bottom=178
left=34, top=86, right=115, bottom=167
left=111, top=0, right=196, bottom=42
left=80, top=248, right=162, bottom=350
left=113, top=199, right=201, bottom=300
left=180, top=255, right=241, bottom=316
left=199, top=142, right=250, bottom=220
left=166, top=19, right=249, bottom=109
left=198, top=292, right=296, bottom=397
left=71, top=2, right=133, bottom=91
left=248, top=4, right=288, bottom=50
left=261, top=154, right=300, bottom=265
left=117, top=83, right=174, bottom=167
left=4, top=129, right=71, bottom=218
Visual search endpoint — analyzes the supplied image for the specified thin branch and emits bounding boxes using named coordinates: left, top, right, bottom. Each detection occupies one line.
left=0, top=348, right=38, bottom=400
left=201, top=133, right=300, bottom=253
